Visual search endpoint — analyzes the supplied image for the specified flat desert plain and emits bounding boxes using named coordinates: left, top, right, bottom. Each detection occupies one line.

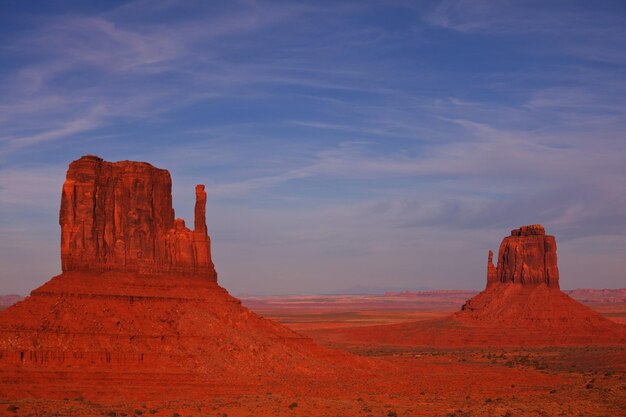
left=2, top=290, right=623, bottom=417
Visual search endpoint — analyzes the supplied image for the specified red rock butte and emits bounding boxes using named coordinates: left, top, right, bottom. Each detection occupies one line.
left=60, top=155, right=216, bottom=278
left=487, top=224, right=559, bottom=289
left=0, top=155, right=360, bottom=401
left=333, top=224, right=626, bottom=347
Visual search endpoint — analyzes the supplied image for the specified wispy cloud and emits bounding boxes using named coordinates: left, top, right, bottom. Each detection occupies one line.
left=426, top=0, right=626, bottom=66
left=1, top=108, right=106, bottom=151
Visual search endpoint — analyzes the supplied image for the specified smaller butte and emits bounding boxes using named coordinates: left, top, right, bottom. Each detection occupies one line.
left=487, top=224, right=559, bottom=289
left=336, top=224, right=626, bottom=347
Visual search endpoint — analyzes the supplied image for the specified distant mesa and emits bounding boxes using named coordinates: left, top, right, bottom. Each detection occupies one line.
left=0, top=295, right=23, bottom=311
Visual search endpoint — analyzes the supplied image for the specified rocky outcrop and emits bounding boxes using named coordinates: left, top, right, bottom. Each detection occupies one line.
left=60, top=155, right=216, bottom=279
left=487, top=224, right=559, bottom=289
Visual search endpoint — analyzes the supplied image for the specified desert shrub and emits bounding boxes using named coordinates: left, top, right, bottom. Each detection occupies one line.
left=7, top=405, right=18, bottom=413
left=288, top=402, right=298, bottom=409
left=387, top=411, right=398, bottom=417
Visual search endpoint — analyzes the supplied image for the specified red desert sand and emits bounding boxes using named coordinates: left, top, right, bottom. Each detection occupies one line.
left=0, top=155, right=624, bottom=417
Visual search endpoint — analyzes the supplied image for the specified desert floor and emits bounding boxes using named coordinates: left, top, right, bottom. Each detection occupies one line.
left=1, top=292, right=624, bottom=417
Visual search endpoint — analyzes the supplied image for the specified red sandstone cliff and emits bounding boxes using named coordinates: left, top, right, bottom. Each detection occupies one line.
left=487, top=224, right=559, bottom=289
left=60, top=155, right=216, bottom=279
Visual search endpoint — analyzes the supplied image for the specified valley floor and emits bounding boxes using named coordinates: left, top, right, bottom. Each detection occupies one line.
left=1, top=292, right=625, bottom=417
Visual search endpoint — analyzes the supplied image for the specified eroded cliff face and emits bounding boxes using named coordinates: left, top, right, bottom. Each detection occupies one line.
left=59, top=155, right=216, bottom=279
left=486, top=224, right=559, bottom=289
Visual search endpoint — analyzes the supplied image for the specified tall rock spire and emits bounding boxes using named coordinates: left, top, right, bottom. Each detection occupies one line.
left=194, top=184, right=207, bottom=235
left=486, top=250, right=498, bottom=287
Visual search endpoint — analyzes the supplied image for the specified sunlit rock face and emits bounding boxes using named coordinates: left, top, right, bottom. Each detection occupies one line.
left=60, top=155, right=217, bottom=279
left=486, top=224, right=559, bottom=289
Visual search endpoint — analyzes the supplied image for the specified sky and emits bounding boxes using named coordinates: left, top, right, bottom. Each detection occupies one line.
left=1, top=0, right=625, bottom=295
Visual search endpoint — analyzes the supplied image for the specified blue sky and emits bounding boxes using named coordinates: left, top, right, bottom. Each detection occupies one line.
left=1, top=0, right=625, bottom=295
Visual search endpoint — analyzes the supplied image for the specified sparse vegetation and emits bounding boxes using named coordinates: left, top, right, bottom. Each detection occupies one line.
left=288, top=402, right=298, bottom=409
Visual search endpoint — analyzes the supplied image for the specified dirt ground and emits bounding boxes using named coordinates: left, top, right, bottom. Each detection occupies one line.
left=1, top=292, right=624, bottom=417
